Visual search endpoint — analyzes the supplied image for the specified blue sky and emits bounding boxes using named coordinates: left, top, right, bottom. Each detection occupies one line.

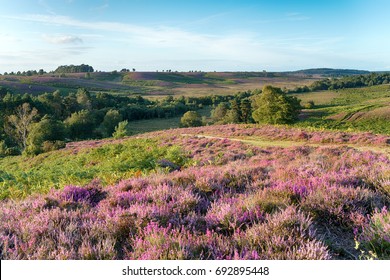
left=0, top=0, right=389, bottom=72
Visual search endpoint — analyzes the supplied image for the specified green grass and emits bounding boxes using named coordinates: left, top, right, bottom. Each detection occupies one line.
left=294, top=85, right=390, bottom=134
left=292, top=90, right=339, bottom=105
left=127, top=106, right=212, bottom=134
left=0, top=138, right=190, bottom=200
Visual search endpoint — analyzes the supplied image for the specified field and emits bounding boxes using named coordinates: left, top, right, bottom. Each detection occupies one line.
left=0, top=71, right=318, bottom=97
left=1, top=125, right=389, bottom=260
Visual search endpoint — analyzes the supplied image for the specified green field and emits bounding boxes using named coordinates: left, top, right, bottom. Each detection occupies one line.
left=127, top=106, right=212, bottom=134
left=292, top=84, right=390, bottom=134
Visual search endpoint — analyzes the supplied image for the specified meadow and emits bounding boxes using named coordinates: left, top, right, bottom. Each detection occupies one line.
left=0, top=125, right=389, bottom=260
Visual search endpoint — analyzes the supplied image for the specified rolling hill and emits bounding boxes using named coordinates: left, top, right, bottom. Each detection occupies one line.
left=0, top=70, right=323, bottom=97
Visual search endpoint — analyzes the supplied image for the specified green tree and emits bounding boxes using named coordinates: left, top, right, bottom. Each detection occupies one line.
left=240, top=98, right=253, bottom=123
left=76, top=88, right=92, bottom=110
left=64, top=110, right=96, bottom=139
left=224, top=99, right=241, bottom=123
left=252, top=85, right=301, bottom=124
left=112, top=120, right=129, bottom=139
left=180, top=111, right=202, bottom=127
left=25, top=116, right=66, bottom=155
left=102, top=109, right=122, bottom=137
left=211, top=102, right=229, bottom=123
left=6, top=103, right=38, bottom=149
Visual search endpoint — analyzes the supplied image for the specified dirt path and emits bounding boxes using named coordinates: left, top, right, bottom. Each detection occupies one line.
left=181, top=133, right=390, bottom=157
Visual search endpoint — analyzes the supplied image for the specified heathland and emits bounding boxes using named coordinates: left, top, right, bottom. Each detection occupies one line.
left=0, top=67, right=389, bottom=260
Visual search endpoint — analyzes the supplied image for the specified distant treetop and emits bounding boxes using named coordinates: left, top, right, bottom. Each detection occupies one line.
left=54, top=64, right=94, bottom=74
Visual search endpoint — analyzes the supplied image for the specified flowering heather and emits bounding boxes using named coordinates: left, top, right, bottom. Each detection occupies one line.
left=146, top=124, right=390, bottom=146
left=1, top=126, right=390, bottom=260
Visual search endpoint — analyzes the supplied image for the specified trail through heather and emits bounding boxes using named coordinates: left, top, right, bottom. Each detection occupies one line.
left=180, top=133, right=390, bottom=158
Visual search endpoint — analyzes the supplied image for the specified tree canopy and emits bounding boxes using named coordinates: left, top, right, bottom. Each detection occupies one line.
left=252, top=86, right=301, bottom=124
left=54, top=64, right=94, bottom=73
left=180, top=111, right=202, bottom=127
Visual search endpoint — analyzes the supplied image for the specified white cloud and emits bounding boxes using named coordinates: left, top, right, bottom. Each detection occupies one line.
left=1, top=13, right=384, bottom=72
left=42, top=34, right=83, bottom=44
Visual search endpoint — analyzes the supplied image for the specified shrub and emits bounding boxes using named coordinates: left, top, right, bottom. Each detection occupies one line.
left=180, top=111, right=202, bottom=127
left=112, top=120, right=129, bottom=139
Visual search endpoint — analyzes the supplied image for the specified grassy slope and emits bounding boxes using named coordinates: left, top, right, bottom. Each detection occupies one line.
left=0, top=138, right=189, bottom=199
left=293, top=84, right=390, bottom=134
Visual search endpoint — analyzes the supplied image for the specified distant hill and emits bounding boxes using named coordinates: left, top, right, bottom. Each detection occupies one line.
left=288, top=68, right=370, bottom=76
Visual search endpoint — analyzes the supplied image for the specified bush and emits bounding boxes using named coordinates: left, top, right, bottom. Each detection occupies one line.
left=303, top=100, right=315, bottom=109
left=42, top=141, right=66, bottom=153
left=180, top=111, right=202, bottom=127
left=112, top=120, right=129, bottom=139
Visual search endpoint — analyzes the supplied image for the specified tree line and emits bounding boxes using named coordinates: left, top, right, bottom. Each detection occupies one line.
left=0, top=87, right=233, bottom=156
left=181, top=86, right=301, bottom=128
left=287, top=72, right=390, bottom=93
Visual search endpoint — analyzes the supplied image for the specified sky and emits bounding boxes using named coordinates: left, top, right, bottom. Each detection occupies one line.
left=0, top=0, right=390, bottom=72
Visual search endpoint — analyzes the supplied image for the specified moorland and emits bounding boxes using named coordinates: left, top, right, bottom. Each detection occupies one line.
left=0, top=66, right=389, bottom=260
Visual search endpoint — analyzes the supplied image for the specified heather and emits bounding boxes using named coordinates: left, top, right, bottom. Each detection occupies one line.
left=148, top=124, right=390, bottom=146
left=1, top=129, right=389, bottom=259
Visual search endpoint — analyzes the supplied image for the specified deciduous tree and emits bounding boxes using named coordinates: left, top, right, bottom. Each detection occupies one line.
left=252, top=85, right=301, bottom=124
left=6, top=103, right=38, bottom=149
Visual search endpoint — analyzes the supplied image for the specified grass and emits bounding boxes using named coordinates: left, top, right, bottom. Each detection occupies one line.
left=127, top=106, right=212, bottom=134
left=294, top=85, right=390, bottom=134
left=0, top=138, right=190, bottom=200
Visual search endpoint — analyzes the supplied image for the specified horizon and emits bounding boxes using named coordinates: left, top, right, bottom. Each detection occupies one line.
left=0, top=66, right=377, bottom=74
left=1, top=0, right=390, bottom=73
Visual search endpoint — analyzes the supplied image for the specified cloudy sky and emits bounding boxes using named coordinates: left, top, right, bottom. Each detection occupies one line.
left=0, top=0, right=389, bottom=72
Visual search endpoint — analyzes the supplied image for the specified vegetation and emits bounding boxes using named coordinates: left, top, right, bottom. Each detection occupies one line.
left=54, top=64, right=94, bottom=74
left=0, top=67, right=390, bottom=260
left=180, top=111, right=202, bottom=127
left=288, top=72, right=390, bottom=93
left=294, top=84, right=390, bottom=134
left=112, top=120, right=129, bottom=139
left=252, top=86, right=301, bottom=124
left=0, top=126, right=389, bottom=259
left=0, top=138, right=189, bottom=199
left=0, top=88, right=230, bottom=155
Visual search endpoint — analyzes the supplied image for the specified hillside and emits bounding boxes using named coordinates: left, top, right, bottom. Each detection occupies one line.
left=293, top=84, right=390, bottom=134
left=0, top=124, right=389, bottom=260
left=0, top=71, right=319, bottom=97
